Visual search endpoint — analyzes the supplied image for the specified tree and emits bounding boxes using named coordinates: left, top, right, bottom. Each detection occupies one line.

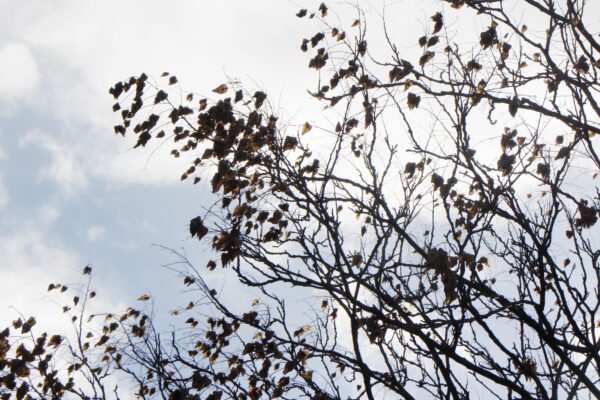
left=2, top=0, right=600, bottom=398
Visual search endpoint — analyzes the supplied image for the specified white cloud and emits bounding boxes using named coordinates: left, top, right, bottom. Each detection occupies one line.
left=0, top=205, right=124, bottom=342
left=0, top=42, right=40, bottom=105
left=19, top=129, right=88, bottom=195
left=0, top=225, right=133, bottom=400
left=0, top=1, right=317, bottom=187
left=0, top=228, right=79, bottom=327
left=38, top=203, right=61, bottom=224
left=86, top=225, right=106, bottom=242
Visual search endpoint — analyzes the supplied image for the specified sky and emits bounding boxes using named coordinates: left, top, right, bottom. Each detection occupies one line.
left=0, top=0, right=328, bottom=328
left=1, top=2, right=599, bottom=399
left=0, top=5, right=448, bottom=398
left=0, top=0, right=443, bottom=330
left=3, top=0, right=598, bottom=358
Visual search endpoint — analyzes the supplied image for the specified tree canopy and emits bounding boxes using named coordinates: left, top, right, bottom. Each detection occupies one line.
left=2, top=0, right=600, bottom=399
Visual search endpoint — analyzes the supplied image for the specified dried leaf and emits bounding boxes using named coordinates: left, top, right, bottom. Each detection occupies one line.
left=431, top=12, right=443, bottom=34
left=212, top=84, right=228, bottom=94
left=190, top=216, right=209, bottom=240
left=319, top=3, right=328, bottom=17
left=407, top=92, right=421, bottom=109
left=555, top=146, right=570, bottom=160
left=419, top=51, right=434, bottom=66
left=301, top=122, right=312, bottom=135
left=508, top=96, right=519, bottom=117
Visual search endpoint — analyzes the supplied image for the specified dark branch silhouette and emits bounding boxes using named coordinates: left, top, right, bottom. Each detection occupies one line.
left=2, top=1, right=600, bottom=399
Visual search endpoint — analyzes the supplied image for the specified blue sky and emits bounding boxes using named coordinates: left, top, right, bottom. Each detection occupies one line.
left=0, top=0, right=332, bottom=328
left=0, top=0, right=523, bottom=328
left=3, top=2, right=600, bottom=399
left=2, top=0, right=441, bottom=329
left=6, top=0, right=597, bottom=338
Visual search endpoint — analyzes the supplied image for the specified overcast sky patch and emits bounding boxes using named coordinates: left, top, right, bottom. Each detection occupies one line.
left=0, top=42, right=40, bottom=108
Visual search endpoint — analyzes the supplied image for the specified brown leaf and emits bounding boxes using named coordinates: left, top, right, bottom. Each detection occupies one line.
left=480, top=25, right=498, bottom=49
left=190, top=216, right=209, bottom=240
left=466, top=59, right=482, bottom=72
left=357, top=40, right=367, bottom=57
left=310, top=32, right=325, bottom=48
left=407, top=92, right=421, bottom=109
left=576, top=200, right=597, bottom=228
left=308, top=48, right=328, bottom=69
left=21, top=317, right=36, bottom=334
left=536, top=163, right=550, bottom=179
left=154, top=90, right=168, bottom=104
left=574, top=56, right=590, bottom=74
left=207, top=260, right=217, bottom=271
left=212, top=84, right=228, bottom=94
left=253, top=91, right=267, bottom=109
left=508, top=96, right=519, bottom=117
left=501, top=129, right=517, bottom=151
left=419, top=51, right=434, bottom=66
left=234, top=90, right=243, bottom=103
left=319, top=3, right=328, bottom=17
left=431, top=12, right=443, bottom=34
left=427, top=36, right=439, bottom=47
left=404, top=162, right=416, bottom=177
left=301, top=122, right=312, bottom=135
left=555, top=146, right=570, bottom=160
left=497, top=153, right=516, bottom=176
left=300, top=39, right=309, bottom=52
left=282, top=136, right=298, bottom=151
